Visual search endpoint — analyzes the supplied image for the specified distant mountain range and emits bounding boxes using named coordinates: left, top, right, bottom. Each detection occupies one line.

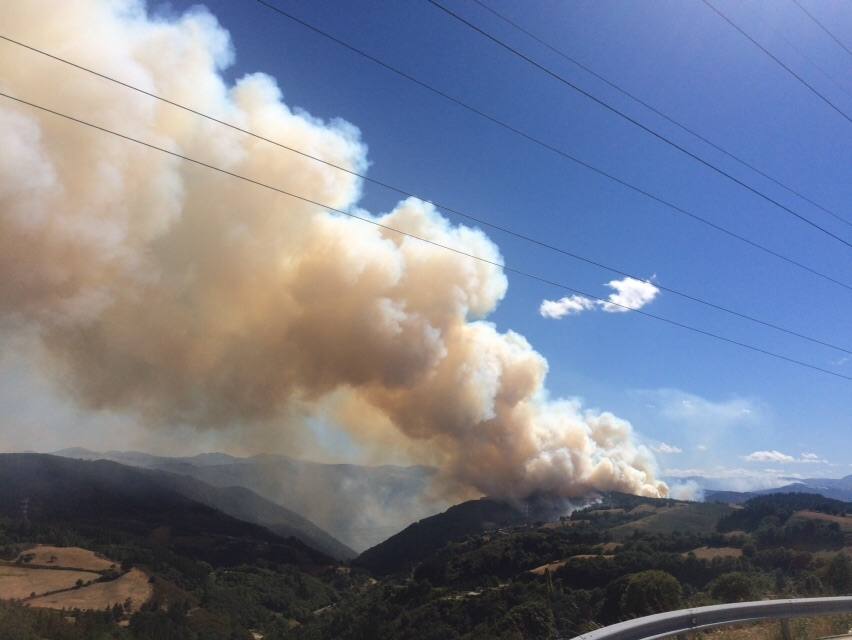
left=705, top=474, right=852, bottom=504
left=54, top=448, right=444, bottom=552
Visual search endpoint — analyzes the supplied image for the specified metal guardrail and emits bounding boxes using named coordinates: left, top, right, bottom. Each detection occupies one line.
left=574, top=597, right=852, bottom=640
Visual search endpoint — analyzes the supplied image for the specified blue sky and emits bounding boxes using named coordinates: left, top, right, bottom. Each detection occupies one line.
left=4, top=0, right=852, bottom=486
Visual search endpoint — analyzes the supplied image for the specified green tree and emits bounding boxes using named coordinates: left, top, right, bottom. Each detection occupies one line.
left=711, top=572, right=759, bottom=603
left=826, top=554, right=852, bottom=594
left=797, top=572, right=825, bottom=596
left=504, top=599, right=556, bottom=640
left=619, top=571, right=682, bottom=619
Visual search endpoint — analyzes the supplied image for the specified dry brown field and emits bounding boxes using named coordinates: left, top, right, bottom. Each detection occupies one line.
left=28, top=568, right=152, bottom=612
left=686, top=546, right=743, bottom=560
left=15, top=545, right=116, bottom=571
left=794, top=510, right=852, bottom=532
left=0, top=566, right=100, bottom=600
left=529, top=560, right=569, bottom=575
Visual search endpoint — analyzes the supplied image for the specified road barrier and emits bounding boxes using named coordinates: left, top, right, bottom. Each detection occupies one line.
left=574, top=597, right=852, bottom=640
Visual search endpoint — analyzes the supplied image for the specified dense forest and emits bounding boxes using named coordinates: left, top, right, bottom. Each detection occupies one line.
left=1, top=488, right=851, bottom=640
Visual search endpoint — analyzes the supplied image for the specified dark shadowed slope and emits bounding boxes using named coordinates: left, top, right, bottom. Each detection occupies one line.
left=0, top=453, right=334, bottom=567
left=355, top=497, right=553, bottom=575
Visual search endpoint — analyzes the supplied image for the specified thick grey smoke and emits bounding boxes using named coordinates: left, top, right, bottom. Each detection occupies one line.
left=0, top=0, right=667, bottom=500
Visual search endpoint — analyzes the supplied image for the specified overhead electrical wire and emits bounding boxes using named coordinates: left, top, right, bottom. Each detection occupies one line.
left=3, top=34, right=851, bottom=357
left=790, top=0, right=852, bottom=62
left=426, top=0, right=852, bottom=250
left=470, top=0, right=852, bottom=229
left=2, top=89, right=849, bottom=382
left=777, top=31, right=852, bottom=104
left=248, top=2, right=852, bottom=292
left=701, top=0, right=852, bottom=127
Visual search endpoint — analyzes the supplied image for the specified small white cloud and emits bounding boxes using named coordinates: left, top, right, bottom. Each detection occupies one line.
left=696, top=444, right=708, bottom=451
left=540, top=276, right=659, bottom=319
left=744, top=450, right=828, bottom=464
left=745, top=450, right=795, bottom=463
left=539, top=294, right=596, bottom=319
left=652, top=442, right=683, bottom=454
left=599, top=276, right=660, bottom=313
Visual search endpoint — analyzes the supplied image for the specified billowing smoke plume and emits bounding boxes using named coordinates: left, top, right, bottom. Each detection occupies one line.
left=0, top=0, right=667, bottom=500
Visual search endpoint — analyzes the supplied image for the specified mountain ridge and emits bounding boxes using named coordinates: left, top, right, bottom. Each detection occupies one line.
left=705, top=475, right=852, bottom=504
left=54, top=448, right=443, bottom=551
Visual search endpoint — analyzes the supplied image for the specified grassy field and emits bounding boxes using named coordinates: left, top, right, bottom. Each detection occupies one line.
left=610, top=502, right=735, bottom=539
left=28, top=568, right=152, bottom=612
left=0, top=566, right=100, bottom=600
left=15, top=545, right=117, bottom=571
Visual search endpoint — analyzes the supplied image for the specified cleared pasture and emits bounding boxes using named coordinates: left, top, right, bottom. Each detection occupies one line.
left=15, top=545, right=116, bottom=571
left=27, top=568, right=152, bottom=612
left=0, top=566, right=100, bottom=600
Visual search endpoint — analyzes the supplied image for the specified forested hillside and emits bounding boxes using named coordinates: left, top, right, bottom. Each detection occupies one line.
left=2, top=462, right=852, bottom=640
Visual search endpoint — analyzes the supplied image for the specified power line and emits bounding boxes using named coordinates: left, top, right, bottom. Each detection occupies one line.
left=2, top=89, right=849, bottom=382
left=701, top=0, right=852, bottom=127
left=427, top=0, right=852, bottom=251
left=471, top=0, right=852, bottom=229
left=4, top=34, right=851, bottom=356
left=249, top=2, right=852, bottom=293
left=777, top=30, right=852, bottom=104
left=791, top=0, right=852, bottom=61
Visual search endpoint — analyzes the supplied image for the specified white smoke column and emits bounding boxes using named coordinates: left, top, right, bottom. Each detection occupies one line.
left=0, top=0, right=667, bottom=500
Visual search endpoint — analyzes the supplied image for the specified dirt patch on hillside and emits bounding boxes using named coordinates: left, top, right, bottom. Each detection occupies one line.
left=16, top=546, right=116, bottom=572
left=0, top=566, right=100, bottom=600
left=686, top=546, right=743, bottom=560
left=28, top=568, right=152, bottom=612
left=529, top=560, right=568, bottom=575
left=795, top=510, right=852, bottom=531
left=530, top=554, right=614, bottom=575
